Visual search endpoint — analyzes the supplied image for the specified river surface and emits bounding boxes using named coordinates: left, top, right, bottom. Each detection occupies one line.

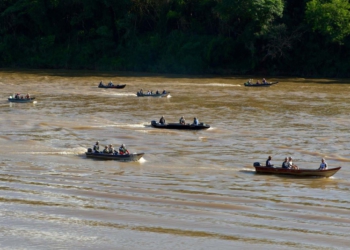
left=0, top=69, right=350, bottom=250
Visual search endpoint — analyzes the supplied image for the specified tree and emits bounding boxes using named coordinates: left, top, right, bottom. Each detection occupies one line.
left=305, top=0, right=350, bottom=43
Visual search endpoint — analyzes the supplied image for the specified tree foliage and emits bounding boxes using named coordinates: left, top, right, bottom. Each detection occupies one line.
left=306, top=0, right=350, bottom=43
left=0, top=0, right=349, bottom=76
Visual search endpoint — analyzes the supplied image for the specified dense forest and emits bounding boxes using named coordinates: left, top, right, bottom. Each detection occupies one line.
left=0, top=0, right=350, bottom=77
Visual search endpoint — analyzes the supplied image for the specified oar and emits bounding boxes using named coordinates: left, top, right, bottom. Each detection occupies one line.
left=270, top=81, right=279, bottom=85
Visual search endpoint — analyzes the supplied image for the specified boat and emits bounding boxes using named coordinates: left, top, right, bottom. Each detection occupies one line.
left=8, top=97, right=36, bottom=103
left=253, top=162, right=341, bottom=177
left=151, top=120, right=210, bottom=130
left=98, top=83, right=126, bottom=89
left=244, top=81, right=278, bottom=87
left=137, top=92, right=169, bottom=97
left=85, top=150, right=144, bottom=161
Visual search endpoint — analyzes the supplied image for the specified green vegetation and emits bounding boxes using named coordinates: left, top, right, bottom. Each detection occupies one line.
left=0, top=0, right=349, bottom=77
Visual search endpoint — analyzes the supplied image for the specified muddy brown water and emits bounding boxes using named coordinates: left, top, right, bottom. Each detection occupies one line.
left=0, top=70, right=349, bottom=249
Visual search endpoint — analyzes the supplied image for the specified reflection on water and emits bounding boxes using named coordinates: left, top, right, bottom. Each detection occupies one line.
left=0, top=70, right=350, bottom=249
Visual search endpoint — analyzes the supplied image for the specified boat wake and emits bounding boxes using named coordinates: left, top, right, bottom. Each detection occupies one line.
left=109, top=92, right=136, bottom=97
left=94, top=123, right=146, bottom=128
left=26, top=147, right=86, bottom=155
left=206, top=83, right=241, bottom=87
left=138, top=157, right=146, bottom=163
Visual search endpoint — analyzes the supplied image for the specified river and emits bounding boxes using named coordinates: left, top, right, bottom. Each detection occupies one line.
left=0, top=70, right=349, bottom=249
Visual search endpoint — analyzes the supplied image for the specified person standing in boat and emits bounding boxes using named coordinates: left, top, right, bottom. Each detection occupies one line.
left=192, top=117, right=199, bottom=125
left=319, top=158, right=328, bottom=170
left=93, top=141, right=100, bottom=153
left=179, top=116, right=186, bottom=125
left=266, top=156, right=274, bottom=167
left=159, top=116, right=166, bottom=124
left=288, top=157, right=298, bottom=169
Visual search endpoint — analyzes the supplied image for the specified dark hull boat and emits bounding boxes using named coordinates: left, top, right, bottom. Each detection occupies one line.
left=8, top=97, right=36, bottom=103
left=151, top=120, right=210, bottom=130
left=137, top=92, right=169, bottom=97
left=244, top=82, right=278, bottom=87
left=253, top=162, right=341, bottom=177
left=98, top=84, right=126, bottom=89
left=85, top=151, right=144, bottom=161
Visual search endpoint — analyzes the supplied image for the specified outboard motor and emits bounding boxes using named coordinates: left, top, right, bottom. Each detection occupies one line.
left=87, top=148, right=92, bottom=153
left=253, top=162, right=261, bottom=167
left=151, top=120, right=157, bottom=126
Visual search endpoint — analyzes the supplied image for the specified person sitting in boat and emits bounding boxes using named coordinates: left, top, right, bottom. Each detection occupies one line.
left=319, top=158, right=328, bottom=170
left=15, top=93, right=20, bottom=99
left=103, top=146, right=109, bottom=153
left=159, top=116, right=166, bottom=124
left=147, top=90, right=151, bottom=95
left=93, top=141, right=100, bottom=153
left=179, top=116, right=186, bottom=125
left=262, top=78, right=267, bottom=84
left=139, top=89, right=143, bottom=94
left=266, top=156, right=274, bottom=167
left=108, top=81, right=114, bottom=87
left=119, top=144, right=129, bottom=155
left=282, top=157, right=290, bottom=169
left=256, top=80, right=260, bottom=84
left=162, top=90, right=167, bottom=94
left=108, top=144, right=114, bottom=154
left=25, top=93, right=30, bottom=99
left=99, top=81, right=104, bottom=87
left=156, top=90, right=159, bottom=94
left=288, top=157, right=299, bottom=169
left=192, top=117, right=199, bottom=125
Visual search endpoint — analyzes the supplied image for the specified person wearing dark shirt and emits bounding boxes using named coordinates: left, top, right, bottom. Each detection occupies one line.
left=93, top=141, right=100, bottom=153
left=266, top=156, right=274, bottom=167
left=159, top=116, right=165, bottom=124
left=282, top=157, right=290, bottom=169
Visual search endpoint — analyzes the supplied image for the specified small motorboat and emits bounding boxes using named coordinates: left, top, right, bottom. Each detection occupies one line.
left=8, top=96, right=36, bottom=103
left=244, top=81, right=278, bottom=87
left=98, top=83, right=126, bottom=89
left=137, top=92, right=169, bottom=97
left=253, top=162, right=341, bottom=177
left=151, top=120, right=210, bottom=130
left=85, top=149, right=144, bottom=162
